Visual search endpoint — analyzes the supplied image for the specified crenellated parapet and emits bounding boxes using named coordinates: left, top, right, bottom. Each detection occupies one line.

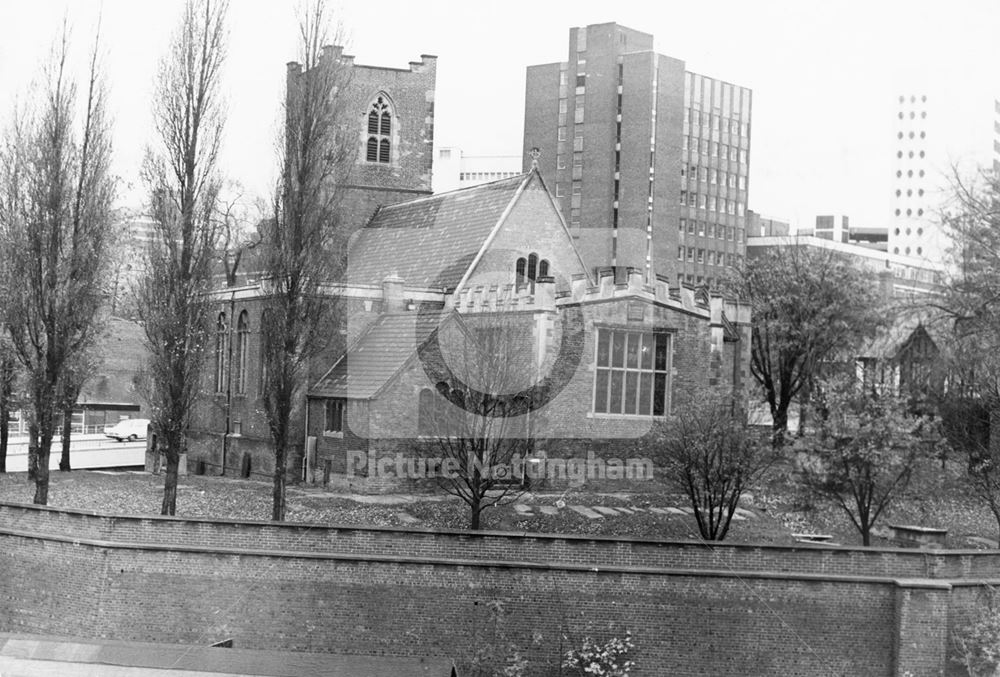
left=449, top=277, right=556, bottom=313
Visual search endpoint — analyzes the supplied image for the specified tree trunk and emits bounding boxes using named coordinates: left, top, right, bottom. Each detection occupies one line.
left=34, top=427, right=53, bottom=505
left=272, top=438, right=286, bottom=522
left=0, top=356, right=10, bottom=473
left=0, top=402, right=7, bottom=474
left=27, top=421, right=39, bottom=482
left=469, top=494, right=482, bottom=531
left=59, top=407, right=72, bottom=471
left=771, top=406, right=788, bottom=448
left=161, top=451, right=179, bottom=516
left=861, top=525, right=871, bottom=546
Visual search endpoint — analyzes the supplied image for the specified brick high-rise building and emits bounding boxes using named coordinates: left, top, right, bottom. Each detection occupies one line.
left=523, top=22, right=752, bottom=287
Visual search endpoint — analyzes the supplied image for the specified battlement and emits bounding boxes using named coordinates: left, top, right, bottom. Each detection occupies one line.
left=286, top=47, right=437, bottom=77
left=450, top=276, right=556, bottom=313
left=449, top=267, right=751, bottom=326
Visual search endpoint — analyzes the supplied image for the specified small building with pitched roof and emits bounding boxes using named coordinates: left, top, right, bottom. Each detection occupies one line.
left=856, top=309, right=948, bottom=409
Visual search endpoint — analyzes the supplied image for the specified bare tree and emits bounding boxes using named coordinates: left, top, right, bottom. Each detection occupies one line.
left=260, top=1, right=353, bottom=521
left=643, top=393, right=776, bottom=541
left=135, top=0, right=228, bottom=515
left=0, top=341, right=17, bottom=473
left=420, top=310, right=538, bottom=530
left=57, top=352, right=94, bottom=471
left=0, top=25, right=116, bottom=503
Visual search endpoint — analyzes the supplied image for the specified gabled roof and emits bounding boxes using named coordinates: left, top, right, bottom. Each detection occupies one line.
left=857, top=308, right=950, bottom=360
left=345, top=174, right=531, bottom=289
left=311, top=312, right=451, bottom=399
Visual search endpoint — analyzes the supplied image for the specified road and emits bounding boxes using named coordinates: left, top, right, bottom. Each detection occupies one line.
left=3, top=434, right=146, bottom=472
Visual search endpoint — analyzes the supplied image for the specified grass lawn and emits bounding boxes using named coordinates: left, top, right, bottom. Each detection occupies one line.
left=0, top=457, right=996, bottom=548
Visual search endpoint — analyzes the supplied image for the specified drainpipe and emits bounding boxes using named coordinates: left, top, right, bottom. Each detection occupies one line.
left=302, top=395, right=310, bottom=483
left=222, top=290, right=236, bottom=476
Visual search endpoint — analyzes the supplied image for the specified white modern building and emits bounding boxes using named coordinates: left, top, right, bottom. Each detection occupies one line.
left=747, top=233, right=944, bottom=298
left=432, top=147, right=522, bottom=193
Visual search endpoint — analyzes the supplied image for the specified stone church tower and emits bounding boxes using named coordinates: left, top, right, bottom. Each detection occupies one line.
left=181, top=49, right=437, bottom=480
left=286, top=46, right=437, bottom=237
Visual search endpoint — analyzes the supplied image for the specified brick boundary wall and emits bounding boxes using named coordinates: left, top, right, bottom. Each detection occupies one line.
left=0, top=502, right=991, bottom=676
left=2, top=501, right=998, bottom=578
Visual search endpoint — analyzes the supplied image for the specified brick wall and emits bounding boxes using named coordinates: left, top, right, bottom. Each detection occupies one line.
left=0, top=502, right=992, bottom=676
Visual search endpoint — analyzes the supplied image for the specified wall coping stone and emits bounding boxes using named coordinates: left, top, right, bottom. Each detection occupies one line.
left=0, top=524, right=941, bottom=586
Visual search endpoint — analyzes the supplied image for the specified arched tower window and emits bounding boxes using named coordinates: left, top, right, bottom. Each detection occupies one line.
left=365, top=95, right=392, bottom=164
left=515, top=258, right=527, bottom=288
left=214, top=313, right=227, bottom=393
left=234, top=311, right=249, bottom=395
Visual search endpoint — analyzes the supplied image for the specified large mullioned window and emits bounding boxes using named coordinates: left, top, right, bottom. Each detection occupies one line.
left=593, top=328, right=669, bottom=416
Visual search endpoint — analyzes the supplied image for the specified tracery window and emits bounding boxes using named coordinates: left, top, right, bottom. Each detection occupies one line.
left=366, top=95, right=392, bottom=163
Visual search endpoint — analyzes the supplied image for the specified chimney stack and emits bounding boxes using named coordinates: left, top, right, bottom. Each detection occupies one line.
left=382, top=275, right=406, bottom=312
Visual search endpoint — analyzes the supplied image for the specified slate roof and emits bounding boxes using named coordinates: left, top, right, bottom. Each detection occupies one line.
left=345, top=173, right=531, bottom=289
left=311, top=312, right=453, bottom=399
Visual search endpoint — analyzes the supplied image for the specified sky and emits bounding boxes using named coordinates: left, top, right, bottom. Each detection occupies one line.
left=0, top=0, right=997, bottom=229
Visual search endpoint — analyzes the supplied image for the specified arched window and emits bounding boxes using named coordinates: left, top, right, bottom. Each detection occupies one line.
left=418, top=388, right=436, bottom=437
left=234, top=311, right=249, bottom=395
left=365, top=95, right=392, bottom=164
left=514, top=253, right=551, bottom=291
left=419, top=386, right=463, bottom=437
left=215, top=313, right=227, bottom=393
left=259, top=309, right=271, bottom=394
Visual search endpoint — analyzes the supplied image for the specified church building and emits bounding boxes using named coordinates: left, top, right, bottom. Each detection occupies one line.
left=176, top=47, right=751, bottom=489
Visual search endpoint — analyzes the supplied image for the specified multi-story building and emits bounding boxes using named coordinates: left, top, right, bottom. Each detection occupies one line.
left=746, top=211, right=789, bottom=238
left=747, top=233, right=944, bottom=299
left=807, top=214, right=887, bottom=251
left=813, top=214, right=850, bottom=243
left=523, top=22, right=752, bottom=288
left=432, top=147, right=522, bottom=193
left=889, top=94, right=940, bottom=260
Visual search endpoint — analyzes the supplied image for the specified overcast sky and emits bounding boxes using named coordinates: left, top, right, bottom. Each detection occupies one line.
left=0, top=0, right=997, bottom=229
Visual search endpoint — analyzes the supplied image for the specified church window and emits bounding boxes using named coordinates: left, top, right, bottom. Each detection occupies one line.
left=366, top=95, right=392, bottom=164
